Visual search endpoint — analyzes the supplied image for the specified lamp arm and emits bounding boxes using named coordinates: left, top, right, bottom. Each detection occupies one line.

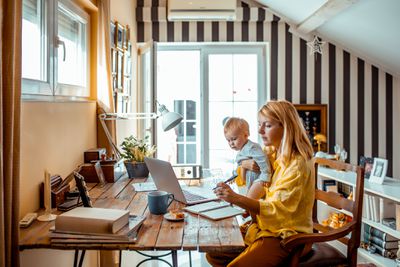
left=99, top=114, right=123, bottom=159
left=98, top=112, right=159, bottom=160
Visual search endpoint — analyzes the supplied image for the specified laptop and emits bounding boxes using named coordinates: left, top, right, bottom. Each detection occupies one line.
left=144, top=157, right=218, bottom=205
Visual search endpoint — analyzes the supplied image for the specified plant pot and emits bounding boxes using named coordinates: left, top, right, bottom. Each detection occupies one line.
left=124, top=161, right=149, bottom=178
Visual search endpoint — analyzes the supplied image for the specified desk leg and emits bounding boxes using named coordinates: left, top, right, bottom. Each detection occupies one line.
left=171, top=250, right=178, bottom=267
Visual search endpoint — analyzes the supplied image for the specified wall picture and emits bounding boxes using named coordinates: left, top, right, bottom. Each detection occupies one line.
left=294, top=104, right=328, bottom=152
left=115, top=22, right=124, bottom=50
left=369, top=158, right=388, bottom=184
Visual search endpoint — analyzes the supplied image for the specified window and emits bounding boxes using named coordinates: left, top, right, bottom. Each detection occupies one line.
left=22, top=0, right=89, bottom=98
left=150, top=44, right=267, bottom=175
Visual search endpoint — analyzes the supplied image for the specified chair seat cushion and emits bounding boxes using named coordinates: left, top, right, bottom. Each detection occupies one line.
left=299, top=243, right=347, bottom=267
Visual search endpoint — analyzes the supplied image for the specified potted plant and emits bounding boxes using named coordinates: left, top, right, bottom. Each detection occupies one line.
left=120, top=135, right=156, bottom=178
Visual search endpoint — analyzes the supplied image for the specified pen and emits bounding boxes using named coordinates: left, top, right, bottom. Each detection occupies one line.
left=212, top=172, right=238, bottom=190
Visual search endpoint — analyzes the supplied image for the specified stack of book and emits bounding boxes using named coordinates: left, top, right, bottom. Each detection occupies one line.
left=363, top=224, right=399, bottom=259
left=50, top=207, right=145, bottom=243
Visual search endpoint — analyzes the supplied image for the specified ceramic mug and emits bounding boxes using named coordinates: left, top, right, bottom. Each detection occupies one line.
left=147, top=191, right=174, bottom=215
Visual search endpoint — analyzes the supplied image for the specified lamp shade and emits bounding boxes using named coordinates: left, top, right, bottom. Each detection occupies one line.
left=158, top=103, right=183, bottom=131
left=162, top=112, right=183, bottom=131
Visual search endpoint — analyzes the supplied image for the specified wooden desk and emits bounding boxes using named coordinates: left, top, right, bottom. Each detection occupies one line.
left=19, top=177, right=245, bottom=266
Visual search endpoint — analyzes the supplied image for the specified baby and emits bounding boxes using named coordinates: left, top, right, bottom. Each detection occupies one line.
left=224, top=117, right=271, bottom=200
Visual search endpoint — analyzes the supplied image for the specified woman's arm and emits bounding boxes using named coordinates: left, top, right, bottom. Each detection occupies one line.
left=214, top=182, right=260, bottom=214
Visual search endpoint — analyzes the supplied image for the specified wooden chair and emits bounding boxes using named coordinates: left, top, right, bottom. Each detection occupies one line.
left=281, top=157, right=365, bottom=267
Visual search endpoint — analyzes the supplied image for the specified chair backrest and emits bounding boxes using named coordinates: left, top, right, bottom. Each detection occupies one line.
left=281, top=157, right=364, bottom=267
left=312, top=157, right=365, bottom=266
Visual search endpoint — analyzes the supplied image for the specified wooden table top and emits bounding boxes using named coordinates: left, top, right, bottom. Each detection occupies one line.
left=19, top=177, right=245, bottom=253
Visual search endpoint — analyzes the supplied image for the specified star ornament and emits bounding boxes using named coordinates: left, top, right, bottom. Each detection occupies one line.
left=307, top=36, right=325, bottom=56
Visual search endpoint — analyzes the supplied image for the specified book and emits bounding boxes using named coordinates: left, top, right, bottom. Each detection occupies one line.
left=184, top=201, right=244, bottom=220
left=366, top=235, right=399, bottom=249
left=51, top=214, right=145, bottom=241
left=379, top=198, right=396, bottom=223
left=364, top=224, right=399, bottom=241
left=370, top=245, right=398, bottom=259
left=55, top=207, right=129, bottom=234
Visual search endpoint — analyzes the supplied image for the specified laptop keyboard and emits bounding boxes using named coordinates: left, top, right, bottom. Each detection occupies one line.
left=182, top=190, right=207, bottom=201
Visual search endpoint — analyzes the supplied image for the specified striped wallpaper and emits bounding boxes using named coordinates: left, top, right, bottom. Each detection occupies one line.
left=136, top=0, right=400, bottom=178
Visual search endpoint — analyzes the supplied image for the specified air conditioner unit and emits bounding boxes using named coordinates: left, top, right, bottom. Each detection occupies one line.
left=167, top=0, right=237, bottom=21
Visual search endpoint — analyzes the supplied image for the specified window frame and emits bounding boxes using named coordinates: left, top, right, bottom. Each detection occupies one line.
left=21, top=0, right=90, bottom=100
left=151, top=43, right=268, bottom=168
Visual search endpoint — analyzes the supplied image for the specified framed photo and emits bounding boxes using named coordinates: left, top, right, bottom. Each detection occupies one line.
left=110, top=22, right=116, bottom=48
left=124, top=25, right=130, bottom=49
left=359, top=156, right=374, bottom=179
left=369, top=158, right=388, bottom=184
left=294, top=104, right=328, bottom=152
left=111, top=48, right=117, bottom=74
left=115, top=22, right=124, bottom=50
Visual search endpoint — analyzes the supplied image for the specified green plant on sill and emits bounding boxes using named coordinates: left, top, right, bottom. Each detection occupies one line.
left=120, top=135, right=156, bottom=163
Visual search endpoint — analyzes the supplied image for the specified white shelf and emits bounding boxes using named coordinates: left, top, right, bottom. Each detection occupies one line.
left=318, top=167, right=400, bottom=203
left=358, top=248, right=397, bottom=267
left=318, top=167, right=400, bottom=266
left=362, top=217, right=400, bottom=239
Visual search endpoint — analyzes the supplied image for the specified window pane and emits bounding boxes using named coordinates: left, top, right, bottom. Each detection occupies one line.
left=186, top=122, right=196, bottom=142
left=57, top=3, right=87, bottom=87
left=209, top=101, right=232, bottom=150
left=186, top=144, right=196, bottom=164
left=177, top=144, right=184, bottom=164
left=209, top=149, right=235, bottom=177
left=186, top=100, right=196, bottom=120
left=209, top=55, right=233, bottom=102
left=233, top=54, right=258, bottom=102
left=22, top=0, right=46, bottom=81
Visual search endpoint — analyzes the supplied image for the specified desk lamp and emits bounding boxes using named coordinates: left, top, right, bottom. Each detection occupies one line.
left=98, top=102, right=183, bottom=159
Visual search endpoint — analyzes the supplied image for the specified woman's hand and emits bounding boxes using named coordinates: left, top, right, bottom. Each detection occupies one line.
left=241, top=159, right=260, bottom=173
left=214, top=182, right=261, bottom=215
left=213, top=182, right=238, bottom=203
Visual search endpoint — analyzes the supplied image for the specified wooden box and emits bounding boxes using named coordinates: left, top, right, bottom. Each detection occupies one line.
left=84, top=148, right=106, bottom=163
left=79, top=159, right=126, bottom=183
left=40, top=175, right=70, bottom=209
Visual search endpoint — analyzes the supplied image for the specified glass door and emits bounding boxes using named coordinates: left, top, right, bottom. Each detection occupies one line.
left=153, top=44, right=266, bottom=174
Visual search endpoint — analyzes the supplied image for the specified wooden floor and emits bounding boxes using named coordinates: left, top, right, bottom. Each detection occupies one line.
left=121, top=250, right=211, bottom=267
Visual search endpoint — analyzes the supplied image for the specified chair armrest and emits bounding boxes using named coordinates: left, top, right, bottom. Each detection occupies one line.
left=281, top=221, right=356, bottom=251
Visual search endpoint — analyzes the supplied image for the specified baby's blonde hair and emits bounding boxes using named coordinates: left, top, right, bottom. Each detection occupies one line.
left=258, top=100, right=313, bottom=165
left=224, top=117, right=250, bottom=136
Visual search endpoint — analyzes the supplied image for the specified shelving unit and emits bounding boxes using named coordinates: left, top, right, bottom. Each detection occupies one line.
left=318, top=167, right=400, bottom=267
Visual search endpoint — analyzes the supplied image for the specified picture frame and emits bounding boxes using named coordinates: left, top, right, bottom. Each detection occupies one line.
left=115, top=22, right=124, bottom=50
left=111, top=48, right=117, bottom=74
left=294, top=104, right=328, bottom=152
left=359, top=156, right=374, bottom=179
left=124, top=25, right=130, bottom=49
left=369, top=158, right=388, bottom=184
left=110, top=22, right=116, bottom=48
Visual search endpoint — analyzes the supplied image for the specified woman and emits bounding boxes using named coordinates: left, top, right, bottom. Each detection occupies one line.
left=207, top=100, right=315, bottom=267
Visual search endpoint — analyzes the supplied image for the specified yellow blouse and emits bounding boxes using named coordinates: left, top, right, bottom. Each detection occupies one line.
left=244, top=154, right=315, bottom=245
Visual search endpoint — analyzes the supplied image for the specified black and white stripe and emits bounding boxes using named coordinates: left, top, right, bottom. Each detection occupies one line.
left=136, top=1, right=400, bottom=178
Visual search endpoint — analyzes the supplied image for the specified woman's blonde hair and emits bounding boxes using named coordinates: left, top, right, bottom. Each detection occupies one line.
left=224, top=117, right=250, bottom=136
left=258, top=100, right=313, bottom=165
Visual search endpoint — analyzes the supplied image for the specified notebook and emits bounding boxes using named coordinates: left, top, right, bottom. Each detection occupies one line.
left=144, top=158, right=218, bottom=205
left=184, top=201, right=245, bottom=220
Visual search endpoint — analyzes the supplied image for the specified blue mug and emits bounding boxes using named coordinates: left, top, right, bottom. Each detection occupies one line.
left=147, top=191, right=174, bottom=215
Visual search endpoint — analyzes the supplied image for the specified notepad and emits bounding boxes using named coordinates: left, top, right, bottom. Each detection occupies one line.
left=184, top=201, right=245, bottom=220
